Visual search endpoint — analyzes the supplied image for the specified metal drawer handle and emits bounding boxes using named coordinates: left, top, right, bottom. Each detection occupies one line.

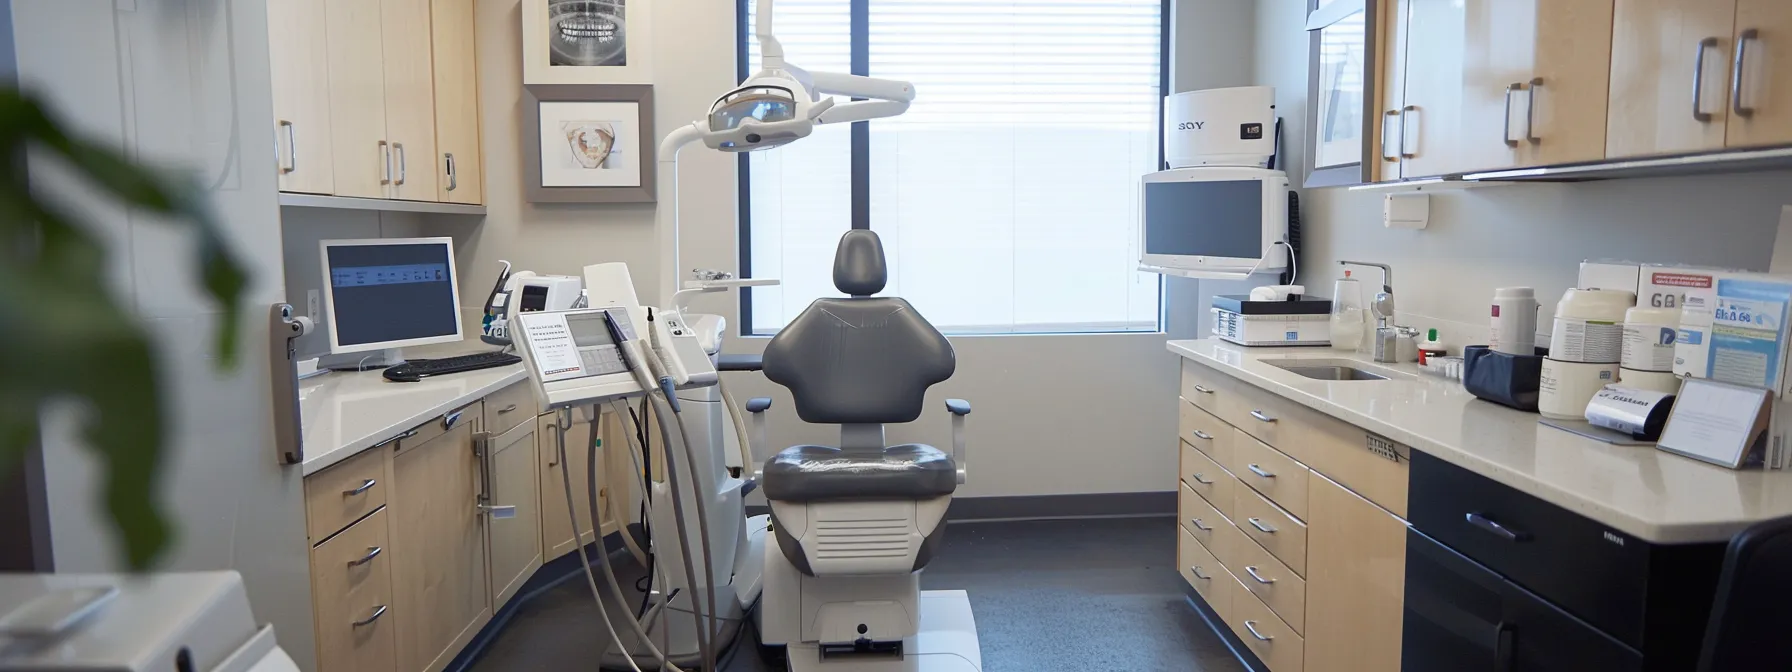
left=1247, top=464, right=1276, bottom=479
left=351, top=605, right=388, bottom=627
left=445, top=152, right=458, bottom=191
left=1192, top=385, right=1215, bottom=395
left=1190, top=518, right=1213, bottom=532
left=1466, top=513, right=1531, bottom=542
left=1246, top=565, right=1277, bottom=584
left=1192, top=430, right=1214, bottom=441
left=1191, top=472, right=1214, bottom=485
left=1249, top=410, right=1277, bottom=423
left=1247, top=517, right=1277, bottom=534
left=1734, top=28, right=1758, bottom=118
left=378, top=428, right=419, bottom=450
left=347, top=546, right=383, bottom=567
left=1502, top=82, right=1524, bottom=147
left=1693, top=37, right=1719, bottom=122
left=444, top=410, right=464, bottom=429
left=342, top=479, right=376, bottom=497
left=498, top=403, right=519, bottom=414
left=1244, top=620, right=1274, bottom=642
left=1190, top=565, right=1210, bottom=580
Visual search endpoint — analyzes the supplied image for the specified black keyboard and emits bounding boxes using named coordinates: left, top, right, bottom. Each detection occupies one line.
left=383, top=351, right=522, bottom=382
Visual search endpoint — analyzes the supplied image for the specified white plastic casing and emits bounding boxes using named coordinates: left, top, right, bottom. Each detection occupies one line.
left=1164, top=86, right=1277, bottom=169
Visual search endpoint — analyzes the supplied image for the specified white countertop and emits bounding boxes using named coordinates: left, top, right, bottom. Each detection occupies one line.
left=298, top=359, right=528, bottom=476
left=1169, top=338, right=1792, bottom=544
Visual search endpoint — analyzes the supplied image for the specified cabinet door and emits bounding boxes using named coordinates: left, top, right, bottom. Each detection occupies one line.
left=324, top=0, right=390, bottom=199
left=1522, top=0, right=1616, bottom=166
left=1607, top=0, right=1739, bottom=158
left=1397, top=0, right=1468, bottom=178
left=1456, top=0, right=1536, bottom=173
left=486, top=420, right=541, bottom=607
left=391, top=422, right=490, bottom=672
left=1727, top=0, right=1792, bottom=147
left=1376, top=0, right=1412, bottom=181
left=1402, top=528, right=1503, bottom=671
left=430, top=0, right=483, bottom=204
left=267, top=0, right=335, bottom=195
left=380, top=0, right=441, bottom=201
left=1305, top=474, right=1406, bottom=672
left=539, top=413, right=600, bottom=562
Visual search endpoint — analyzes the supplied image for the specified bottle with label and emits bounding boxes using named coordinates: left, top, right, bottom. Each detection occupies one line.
left=1331, top=271, right=1366, bottom=351
left=1490, top=287, right=1538, bottom=355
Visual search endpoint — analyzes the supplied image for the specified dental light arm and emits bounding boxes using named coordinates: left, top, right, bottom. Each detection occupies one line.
left=810, top=71, right=915, bottom=125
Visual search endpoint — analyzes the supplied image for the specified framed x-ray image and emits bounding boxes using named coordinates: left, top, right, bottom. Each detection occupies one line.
left=523, top=0, right=654, bottom=85
left=524, top=84, right=655, bottom=203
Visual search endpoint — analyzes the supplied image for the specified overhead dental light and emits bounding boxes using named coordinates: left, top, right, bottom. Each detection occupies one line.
left=653, top=0, right=915, bottom=303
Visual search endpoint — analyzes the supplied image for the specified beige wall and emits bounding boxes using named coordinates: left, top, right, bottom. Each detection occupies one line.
left=1250, top=0, right=1792, bottom=347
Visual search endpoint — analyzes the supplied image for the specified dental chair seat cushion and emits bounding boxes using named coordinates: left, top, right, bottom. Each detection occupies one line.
left=762, top=444, right=958, bottom=502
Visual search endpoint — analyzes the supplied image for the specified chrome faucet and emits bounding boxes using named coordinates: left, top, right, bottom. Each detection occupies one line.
left=1340, top=261, right=1398, bottom=362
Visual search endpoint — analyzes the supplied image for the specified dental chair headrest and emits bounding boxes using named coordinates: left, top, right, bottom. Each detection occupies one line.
left=833, top=230, right=888, bottom=297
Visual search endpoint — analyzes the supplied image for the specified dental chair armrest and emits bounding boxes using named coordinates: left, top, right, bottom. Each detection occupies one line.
left=945, top=399, right=970, bottom=484
left=717, top=353, right=764, bottom=372
left=748, top=397, right=773, bottom=480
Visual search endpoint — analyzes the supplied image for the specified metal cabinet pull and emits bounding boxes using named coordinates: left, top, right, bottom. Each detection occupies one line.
left=1247, top=517, right=1278, bottom=534
left=1192, top=385, right=1215, bottom=395
left=498, top=404, right=519, bottom=414
left=1246, top=565, right=1277, bottom=584
left=379, top=141, right=392, bottom=185
left=445, top=152, right=458, bottom=191
left=1190, top=566, right=1210, bottom=580
left=1191, top=472, right=1214, bottom=485
left=1249, top=410, right=1277, bottom=423
left=1693, top=37, right=1719, bottom=122
left=1401, top=105, right=1418, bottom=158
left=1503, top=82, right=1524, bottom=147
left=1244, top=620, right=1274, bottom=642
left=1247, top=463, right=1276, bottom=479
left=545, top=424, right=560, bottom=467
left=1466, top=513, right=1530, bottom=542
left=444, top=410, right=463, bottom=429
left=1734, top=28, right=1758, bottom=118
left=394, top=143, right=407, bottom=185
left=347, top=546, right=383, bottom=567
left=278, top=121, right=297, bottom=173
left=351, top=605, right=388, bottom=627
left=1382, top=109, right=1401, bottom=161
left=1526, top=77, right=1544, bottom=144
left=377, top=428, right=419, bottom=451
left=342, top=479, right=376, bottom=497
left=1190, top=518, right=1213, bottom=532
left=1192, top=430, right=1214, bottom=441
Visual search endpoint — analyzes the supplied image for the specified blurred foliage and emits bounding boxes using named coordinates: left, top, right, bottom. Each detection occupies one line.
left=0, top=89, right=247, bottom=569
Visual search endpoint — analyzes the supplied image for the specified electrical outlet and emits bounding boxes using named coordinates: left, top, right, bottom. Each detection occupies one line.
left=306, top=289, right=321, bottom=325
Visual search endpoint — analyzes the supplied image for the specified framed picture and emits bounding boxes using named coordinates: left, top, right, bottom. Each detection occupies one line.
left=523, top=0, right=653, bottom=85
left=524, top=84, right=655, bottom=203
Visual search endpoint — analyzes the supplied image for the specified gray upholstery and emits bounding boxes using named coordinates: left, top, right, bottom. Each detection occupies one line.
left=832, top=229, right=888, bottom=296
left=762, top=444, right=958, bottom=502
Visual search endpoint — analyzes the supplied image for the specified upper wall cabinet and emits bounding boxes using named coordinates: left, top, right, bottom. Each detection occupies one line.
left=269, top=0, right=483, bottom=205
left=1608, top=0, right=1792, bottom=158
left=1306, top=0, right=1378, bottom=187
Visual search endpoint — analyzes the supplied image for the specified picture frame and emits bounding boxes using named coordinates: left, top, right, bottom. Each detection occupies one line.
left=523, top=0, right=653, bottom=85
left=523, top=84, right=656, bottom=203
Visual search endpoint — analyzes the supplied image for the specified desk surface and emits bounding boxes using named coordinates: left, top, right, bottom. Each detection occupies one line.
left=298, top=358, right=528, bottom=476
left=1170, top=338, right=1792, bottom=544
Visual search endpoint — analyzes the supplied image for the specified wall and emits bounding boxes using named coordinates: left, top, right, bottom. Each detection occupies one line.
left=15, top=0, right=316, bottom=667
left=465, top=0, right=1257, bottom=498
left=1252, top=0, right=1792, bottom=346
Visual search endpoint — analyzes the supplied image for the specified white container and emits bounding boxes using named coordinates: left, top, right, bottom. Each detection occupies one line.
left=1617, top=368, right=1684, bottom=395
left=1490, top=287, right=1539, bottom=355
left=1621, top=306, right=1680, bottom=373
left=1331, top=272, right=1366, bottom=351
left=1539, top=358, right=1622, bottom=420
left=1548, top=288, right=1635, bottom=363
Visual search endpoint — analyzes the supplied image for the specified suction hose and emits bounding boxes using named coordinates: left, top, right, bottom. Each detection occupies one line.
left=649, top=379, right=724, bottom=672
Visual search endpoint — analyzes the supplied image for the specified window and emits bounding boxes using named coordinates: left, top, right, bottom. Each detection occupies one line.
left=740, top=0, right=1166, bottom=335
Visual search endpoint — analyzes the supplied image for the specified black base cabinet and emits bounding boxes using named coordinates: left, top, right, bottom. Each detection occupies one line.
left=1404, top=451, right=1726, bottom=671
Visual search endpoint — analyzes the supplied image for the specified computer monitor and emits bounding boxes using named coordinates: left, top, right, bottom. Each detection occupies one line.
left=320, top=237, right=465, bottom=354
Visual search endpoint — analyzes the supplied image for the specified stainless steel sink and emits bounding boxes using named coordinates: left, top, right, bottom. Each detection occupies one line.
left=1265, top=360, right=1394, bottom=381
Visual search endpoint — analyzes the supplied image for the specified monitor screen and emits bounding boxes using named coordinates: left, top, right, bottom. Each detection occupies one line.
left=1144, top=180, right=1265, bottom=259
left=325, top=240, right=461, bottom=351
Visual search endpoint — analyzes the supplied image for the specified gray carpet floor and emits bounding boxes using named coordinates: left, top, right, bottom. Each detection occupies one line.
left=468, top=517, right=1244, bottom=672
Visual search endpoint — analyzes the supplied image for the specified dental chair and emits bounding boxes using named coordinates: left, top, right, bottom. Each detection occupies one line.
left=751, top=230, right=982, bottom=671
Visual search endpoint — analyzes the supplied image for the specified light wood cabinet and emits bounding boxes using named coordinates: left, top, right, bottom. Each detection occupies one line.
left=540, top=412, right=601, bottom=562
left=1726, top=0, right=1792, bottom=147
left=1459, top=0, right=1614, bottom=171
left=1375, top=0, right=1413, bottom=181
left=323, top=0, right=390, bottom=199
left=1607, top=0, right=1739, bottom=157
left=267, top=0, right=335, bottom=195
left=390, top=417, right=490, bottom=672
left=1395, top=0, right=1468, bottom=177
left=379, top=0, right=440, bottom=201
left=430, top=0, right=483, bottom=204
left=1304, top=473, right=1407, bottom=672
left=311, top=509, right=397, bottom=672
left=485, top=420, right=542, bottom=607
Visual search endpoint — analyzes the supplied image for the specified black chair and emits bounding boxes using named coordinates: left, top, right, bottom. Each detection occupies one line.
left=1698, top=516, right=1792, bottom=671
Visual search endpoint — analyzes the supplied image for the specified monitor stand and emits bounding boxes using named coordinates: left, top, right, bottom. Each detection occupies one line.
left=319, top=347, right=406, bottom=372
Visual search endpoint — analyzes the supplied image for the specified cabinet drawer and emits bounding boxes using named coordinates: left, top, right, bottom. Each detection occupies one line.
left=1227, top=380, right=1303, bottom=450
left=483, top=381, right=535, bottom=436
left=1229, top=525, right=1307, bottom=635
left=396, top=401, right=481, bottom=454
left=305, top=448, right=387, bottom=543
left=1181, top=361, right=1232, bottom=418
left=1179, top=482, right=1227, bottom=550
left=311, top=507, right=396, bottom=672
left=1230, top=431, right=1310, bottom=520
left=1179, top=399, right=1234, bottom=465
left=1180, top=524, right=1230, bottom=621
left=1282, top=403, right=1410, bottom=519
left=1181, top=441, right=1237, bottom=519
left=1236, top=487, right=1308, bottom=577
left=1227, top=572, right=1306, bottom=672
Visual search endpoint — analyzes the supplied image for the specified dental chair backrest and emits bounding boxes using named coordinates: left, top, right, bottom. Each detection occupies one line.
left=761, top=230, right=955, bottom=446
